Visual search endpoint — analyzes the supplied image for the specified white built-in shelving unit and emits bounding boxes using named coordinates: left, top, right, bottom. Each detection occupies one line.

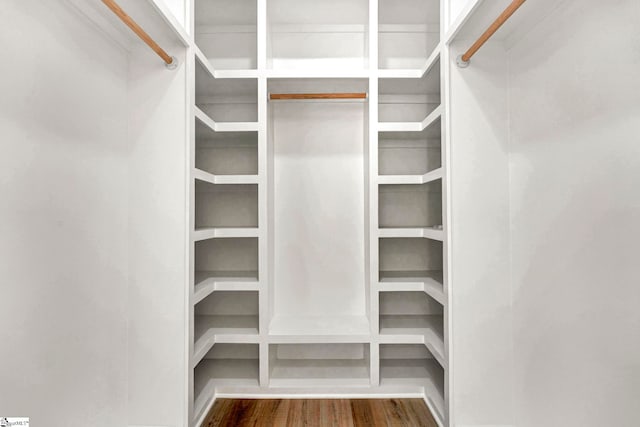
left=188, top=0, right=449, bottom=425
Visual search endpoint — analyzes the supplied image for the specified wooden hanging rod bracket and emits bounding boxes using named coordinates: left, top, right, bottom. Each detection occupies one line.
left=457, top=0, right=526, bottom=67
left=101, top=0, right=178, bottom=69
left=269, top=93, right=368, bottom=101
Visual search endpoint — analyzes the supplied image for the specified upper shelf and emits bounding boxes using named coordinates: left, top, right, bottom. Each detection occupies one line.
left=267, top=0, right=369, bottom=71
left=378, top=0, right=440, bottom=71
left=194, top=0, right=257, bottom=72
left=68, top=0, right=189, bottom=54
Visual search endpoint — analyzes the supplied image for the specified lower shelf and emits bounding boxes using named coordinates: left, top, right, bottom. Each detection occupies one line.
left=269, top=343, right=370, bottom=388
left=194, top=358, right=260, bottom=420
left=381, top=359, right=444, bottom=419
left=270, top=359, right=371, bottom=388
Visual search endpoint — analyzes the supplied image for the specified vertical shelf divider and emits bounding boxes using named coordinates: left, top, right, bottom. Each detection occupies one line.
left=257, top=0, right=269, bottom=389
left=368, top=0, right=380, bottom=388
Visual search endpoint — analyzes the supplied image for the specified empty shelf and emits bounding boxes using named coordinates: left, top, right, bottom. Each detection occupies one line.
left=193, top=227, right=259, bottom=241
left=194, top=358, right=260, bottom=422
left=194, top=270, right=259, bottom=304
left=193, top=168, right=258, bottom=185
left=270, top=358, right=370, bottom=388
left=380, top=358, right=444, bottom=420
left=378, top=105, right=442, bottom=132
left=195, top=106, right=258, bottom=133
left=379, top=315, right=445, bottom=367
left=378, top=45, right=441, bottom=78
left=378, top=168, right=442, bottom=185
left=195, top=46, right=259, bottom=79
left=194, top=315, right=259, bottom=364
left=269, top=315, right=370, bottom=342
left=379, top=270, right=445, bottom=305
left=378, top=227, right=444, bottom=241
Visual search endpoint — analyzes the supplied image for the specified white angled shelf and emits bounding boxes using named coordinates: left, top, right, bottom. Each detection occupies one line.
left=193, top=315, right=260, bottom=366
left=378, top=270, right=445, bottom=305
left=380, top=358, right=444, bottom=422
left=194, top=106, right=259, bottom=133
left=378, top=44, right=441, bottom=79
left=193, top=168, right=259, bottom=186
left=194, top=270, right=259, bottom=305
left=378, top=105, right=442, bottom=132
left=193, top=227, right=259, bottom=241
left=194, top=46, right=259, bottom=79
left=378, top=167, right=442, bottom=185
left=379, top=315, right=445, bottom=368
left=378, top=227, right=444, bottom=241
left=194, top=358, right=260, bottom=421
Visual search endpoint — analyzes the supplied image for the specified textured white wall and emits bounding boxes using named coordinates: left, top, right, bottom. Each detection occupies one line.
left=126, top=41, right=188, bottom=427
left=448, top=41, right=514, bottom=426
left=508, top=1, right=640, bottom=426
left=0, top=1, right=129, bottom=426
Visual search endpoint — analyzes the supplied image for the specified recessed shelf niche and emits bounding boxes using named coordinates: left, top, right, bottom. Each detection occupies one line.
left=194, top=237, right=259, bottom=293
left=196, top=62, right=257, bottom=122
left=194, top=0, right=257, bottom=70
left=379, top=61, right=441, bottom=123
left=195, top=122, right=258, bottom=176
left=267, top=0, right=369, bottom=71
left=195, top=181, right=258, bottom=229
left=378, top=0, right=440, bottom=70
left=379, top=181, right=442, bottom=228
left=269, top=343, right=370, bottom=387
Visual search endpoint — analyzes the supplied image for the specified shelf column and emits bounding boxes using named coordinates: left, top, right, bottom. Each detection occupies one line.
left=368, top=0, right=380, bottom=387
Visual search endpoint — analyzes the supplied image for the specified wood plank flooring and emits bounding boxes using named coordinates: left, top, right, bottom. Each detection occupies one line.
left=202, top=398, right=438, bottom=427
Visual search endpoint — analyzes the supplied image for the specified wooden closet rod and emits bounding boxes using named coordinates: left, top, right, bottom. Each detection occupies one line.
left=457, top=0, right=526, bottom=67
left=270, top=93, right=368, bottom=100
left=101, top=0, right=177, bottom=69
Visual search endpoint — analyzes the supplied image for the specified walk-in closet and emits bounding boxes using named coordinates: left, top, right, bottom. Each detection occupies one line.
left=2, top=0, right=639, bottom=426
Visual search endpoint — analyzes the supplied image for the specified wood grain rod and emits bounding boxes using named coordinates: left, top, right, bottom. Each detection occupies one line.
left=461, top=0, right=527, bottom=63
left=270, top=93, right=368, bottom=100
left=101, top=0, right=174, bottom=66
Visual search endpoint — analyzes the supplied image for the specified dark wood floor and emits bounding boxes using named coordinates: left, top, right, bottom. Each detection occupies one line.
left=203, top=398, right=438, bottom=427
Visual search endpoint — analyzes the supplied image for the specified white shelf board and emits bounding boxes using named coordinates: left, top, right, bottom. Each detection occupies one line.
left=378, top=227, right=444, bottom=242
left=264, top=69, right=371, bottom=79
left=379, top=315, right=445, bottom=368
left=193, top=315, right=259, bottom=365
left=193, top=168, right=259, bottom=185
left=192, top=227, right=259, bottom=241
left=194, top=271, right=259, bottom=305
left=378, top=270, right=445, bottom=305
left=270, top=359, right=370, bottom=388
left=378, top=44, right=441, bottom=79
left=194, top=45, right=259, bottom=79
left=195, top=106, right=259, bottom=133
left=194, top=358, right=260, bottom=422
left=378, top=105, right=442, bottom=132
left=269, top=315, right=370, bottom=343
left=378, top=167, right=443, bottom=185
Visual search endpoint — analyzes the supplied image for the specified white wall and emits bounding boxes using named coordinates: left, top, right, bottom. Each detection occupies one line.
left=508, top=1, right=640, bottom=426
left=0, top=1, right=129, bottom=425
left=127, top=43, right=188, bottom=427
left=448, top=41, right=514, bottom=426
